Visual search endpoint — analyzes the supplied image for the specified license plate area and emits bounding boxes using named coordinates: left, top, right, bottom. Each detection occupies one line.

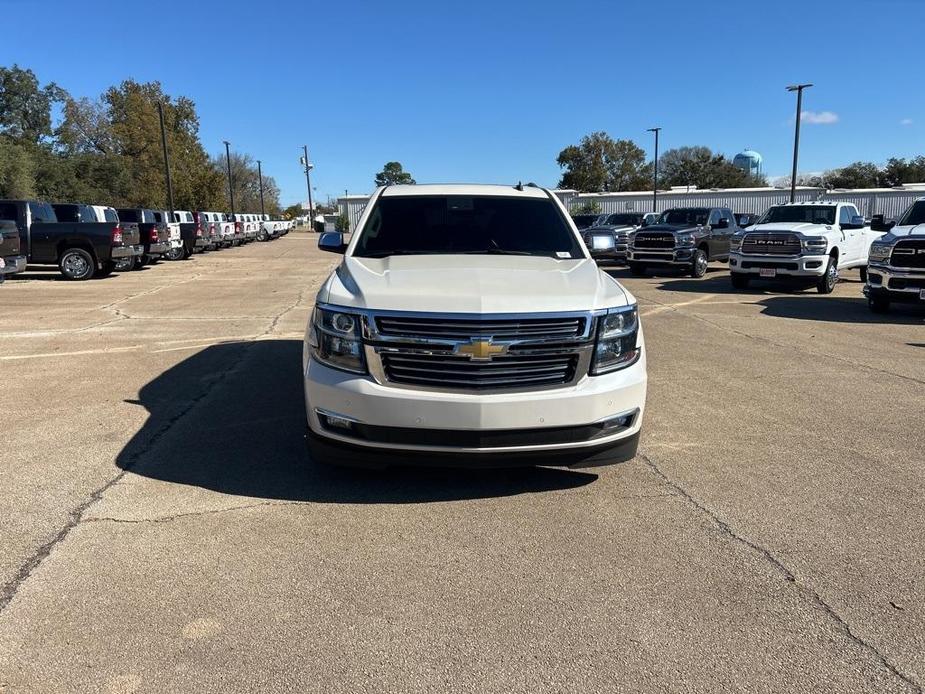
left=759, top=268, right=777, bottom=278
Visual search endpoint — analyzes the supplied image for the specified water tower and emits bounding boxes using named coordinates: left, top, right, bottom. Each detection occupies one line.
left=733, top=149, right=763, bottom=179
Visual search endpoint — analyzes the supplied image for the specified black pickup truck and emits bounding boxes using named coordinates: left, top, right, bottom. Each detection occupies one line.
left=0, top=199, right=137, bottom=280
left=53, top=203, right=144, bottom=272
left=627, top=207, right=739, bottom=277
left=116, top=208, right=169, bottom=269
left=0, top=219, right=27, bottom=282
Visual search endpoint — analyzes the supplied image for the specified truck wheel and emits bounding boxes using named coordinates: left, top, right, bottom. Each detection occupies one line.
left=859, top=266, right=868, bottom=283
left=730, top=272, right=750, bottom=289
left=59, top=247, right=96, bottom=281
left=132, top=255, right=146, bottom=270
left=94, top=261, right=117, bottom=278
left=629, top=262, right=647, bottom=276
left=115, top=258, right=133, bottom=272
left=691, top=249, right=708, bottom=278
left=817, top=256, right=838, bottom=294
left=868, top=295, right=890, bottom=313
left=165, top=246, right=184, bottom=261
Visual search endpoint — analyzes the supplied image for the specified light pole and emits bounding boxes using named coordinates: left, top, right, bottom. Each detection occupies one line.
left=301, top=145, right=314, bottom=221
left=223, top=140, right=235, bottom=218
left=647, top=127, right=661, bottom=212
left=256, top=159, right=265, bottom=216
left=787, top=83, right=813, bottom=203
left=157, top=101, right=175, bottom=217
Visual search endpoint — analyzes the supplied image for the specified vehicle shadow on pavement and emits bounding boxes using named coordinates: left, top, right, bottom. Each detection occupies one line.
left=116, top=339, right=598, bottom=503
left=758, top=296, right=925, bottom=325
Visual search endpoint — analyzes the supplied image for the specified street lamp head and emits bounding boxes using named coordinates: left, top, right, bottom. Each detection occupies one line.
left=222, top=140, right=230, bottom=146
left=786, top=83, right=813, bottom=92
left=646, top=127, right=661, bottom=133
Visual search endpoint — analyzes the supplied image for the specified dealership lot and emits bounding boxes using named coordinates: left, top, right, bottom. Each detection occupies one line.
left=1, top=236, right=923, bottom=692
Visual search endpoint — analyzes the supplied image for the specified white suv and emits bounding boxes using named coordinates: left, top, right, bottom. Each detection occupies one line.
left=303, top=184, right=647, bottom=468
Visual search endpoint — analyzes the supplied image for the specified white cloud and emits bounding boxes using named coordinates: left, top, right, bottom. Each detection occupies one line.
left=800, top=110, right=839, bottom=125
left=900, top=118, right=913, bottom=126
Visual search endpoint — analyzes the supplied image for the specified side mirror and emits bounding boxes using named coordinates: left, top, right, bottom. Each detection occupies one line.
left=640, top=218, right=650, bottom=228
left=870, top=214, right=895, bottom=233
left=318, top=231, right=346, bottom=254
left=713, top=218, right=729, bottom=229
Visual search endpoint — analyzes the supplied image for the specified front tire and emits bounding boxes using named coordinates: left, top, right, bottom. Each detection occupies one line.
left=165, top=245, right=185, bottom=261
left=817, top=256, right=838, bottom=294
left=868, top=295, right=890, bottom=313
left=691, top=249, right=708, bottom=278
left=629, top=262, right=647, bottom=276
left=730, top=272, right=750, bottom=289
left=59, top=247, right=96, bottom=281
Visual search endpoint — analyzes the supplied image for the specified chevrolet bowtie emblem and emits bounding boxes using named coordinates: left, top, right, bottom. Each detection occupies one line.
left=456, top=339, right=507, bottom=360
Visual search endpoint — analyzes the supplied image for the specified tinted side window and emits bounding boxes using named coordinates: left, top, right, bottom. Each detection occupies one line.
left=104, top=208, right=119, bottom=223
left=117, top=209, right=139, bottom=223
left=708, top=209, right=722, bottom=226
left=52, top=205, right=79, bottom=223
left=0, top=202, right=19, bottom=221
left=30, top=202, right=51, bottom=222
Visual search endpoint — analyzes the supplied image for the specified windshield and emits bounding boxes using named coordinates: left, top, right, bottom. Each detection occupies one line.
left=660, top=208, right=709, bottom=226
left=353, top=195, right=583, bottom=259
left=760, top=206, right=836, bottom=225
left=899, top=201, right=925, bottom=226
left=604, top=213, right=641, bottom=226
left=570, top=214, right=600, bottom=229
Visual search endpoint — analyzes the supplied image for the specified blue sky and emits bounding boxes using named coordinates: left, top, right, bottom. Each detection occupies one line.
left=2, top=0, right=923, bottom=205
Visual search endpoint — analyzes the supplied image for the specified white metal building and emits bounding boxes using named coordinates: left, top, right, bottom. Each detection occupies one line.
left=338, top=184, right=925, bottom=232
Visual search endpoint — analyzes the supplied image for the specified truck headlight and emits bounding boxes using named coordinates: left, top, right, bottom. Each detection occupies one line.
left=591, top=305, right=640, bottom=375
left=729, top=235, right=743, bottom=251
left=309, top=306, right=367, bottom=374
left=869, top=242, right=892, bottom=260
left=676, top=234, right=695, bottom=247
left=801, top=236, right=828, bottom=253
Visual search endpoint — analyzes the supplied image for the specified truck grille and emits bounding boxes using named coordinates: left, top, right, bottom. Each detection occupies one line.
left=741, top=232, right=801, bottom=255
left=890, top=240, right=925, bottom=269
left=381, top=352, right=579, bottom=390
left=633, top=233, right=675, bottom=249
left=375, top=315, right=586, bottom=341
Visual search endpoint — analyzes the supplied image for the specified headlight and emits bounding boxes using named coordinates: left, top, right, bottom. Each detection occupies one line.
left=591, top=305, right=640, bottom=375
left=729, top=235, right=743, bottom=251
left=801, top=236, right=828, bottom=253
left=676, top=234, right=695, bottom=247
left=309, top=306, right=367, bottom=374
left=869, top=242, right=892, bottom=260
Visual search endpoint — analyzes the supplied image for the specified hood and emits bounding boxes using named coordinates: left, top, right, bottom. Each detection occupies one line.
left=588, top=224, right=634, bottom=234
left=885, top=223, right=925, bottom=239
left=319, top=254, right=630, bottom=313
left=638, top=223, right=700, bottom=234
left=750, top=222, right=834, bottom=236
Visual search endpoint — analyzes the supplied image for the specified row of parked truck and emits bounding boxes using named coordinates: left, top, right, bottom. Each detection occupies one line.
left=573, top=198, right=925, bottom=313
left=0, top=200, right=293, bottom=281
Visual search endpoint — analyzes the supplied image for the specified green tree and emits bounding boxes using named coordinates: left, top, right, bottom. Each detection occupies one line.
left=374, top=161, right=416, bottom=186
left=0, top=65, right=65, bottom=144
left=881, top=157, right=925, bottom=187
left=658, top=146, right=766, bottom=189
left=824, top=161, right=883, bottom=189
left=211, top=151, right=282, bottom=214
left=571, top=201, right=601, bottom=214
left=0, top=139, right=36, bottom=198
left=557, top=132, right=651, bottom=192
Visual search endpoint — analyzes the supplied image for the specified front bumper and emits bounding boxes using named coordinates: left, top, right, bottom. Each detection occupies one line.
left=589, top=245, right=628, bottom=263
left=628, top=247, right=694, bottom=265
left=728, top=252, right=826, bottom=277
left=865, top=264, right=925, bottom=304
left=0, top=255, right=27, bottom=275
left=303, top=351, right=646, bottom=465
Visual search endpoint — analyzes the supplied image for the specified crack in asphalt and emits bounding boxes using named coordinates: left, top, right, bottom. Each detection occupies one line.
left=83, top=501, right=302, bottom=525
left=637, top=450, right=922, bottom=693
left=0, top=285, right=300, bottom=615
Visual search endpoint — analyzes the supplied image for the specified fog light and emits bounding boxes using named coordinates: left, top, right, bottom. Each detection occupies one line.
left=316, top=409, right=357, bottom=431
left=602, top=413, right=634, bottom=430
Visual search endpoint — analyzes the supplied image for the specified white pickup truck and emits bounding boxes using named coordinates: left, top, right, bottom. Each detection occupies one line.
left=302, top=184, right=647, bottom=468
left=864, top=197, right=925, bottom=312
left=728, top=201, right=881, bottom=293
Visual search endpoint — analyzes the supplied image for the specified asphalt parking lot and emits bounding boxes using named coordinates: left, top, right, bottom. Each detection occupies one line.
left=1, top=236, right=923, bottom=693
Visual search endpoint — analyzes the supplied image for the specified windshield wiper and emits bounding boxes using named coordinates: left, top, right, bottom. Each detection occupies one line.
left=358, top=250, right=434, bottom=258
left=458, top=249, right=540, bottom=256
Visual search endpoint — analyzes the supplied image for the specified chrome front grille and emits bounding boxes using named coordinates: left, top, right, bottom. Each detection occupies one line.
left=741, top=232, right=802, bottom=255
left=375, top=315, right=586, bottom=341
left=633, top=233, right=675, bottom=249
left=381, top=352, right=579, bottom=389
left=366, top=311, right=595, bottom=392
left=890, top=239, right=925, bottom=269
